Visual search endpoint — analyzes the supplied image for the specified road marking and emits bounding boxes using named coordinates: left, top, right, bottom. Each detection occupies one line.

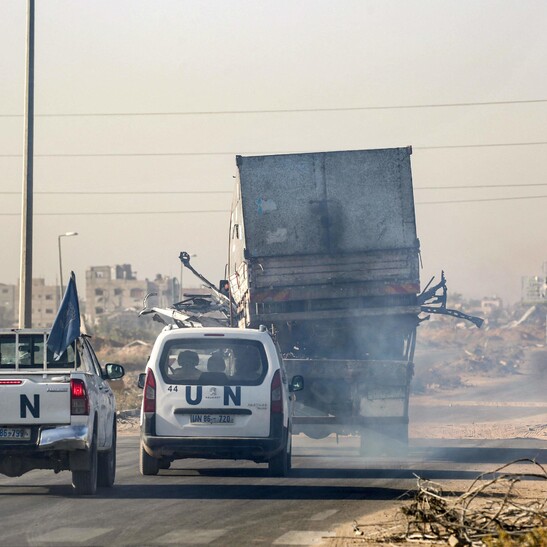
left=273, top=531, right=336, bottom=545
left=33, top=527, right=112, bottom=543
left=413, top=399, right=547, bottom=408
left=155, top=529, right=228, bottom=544
left=309, top=509, right=338, bottom=521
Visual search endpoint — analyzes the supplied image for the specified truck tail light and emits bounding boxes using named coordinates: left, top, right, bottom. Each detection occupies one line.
left=143, top=369, right=156, bottom=413
left=70, top=379, right=89, bottom=415
left=270, top=370, right=282, bottom=414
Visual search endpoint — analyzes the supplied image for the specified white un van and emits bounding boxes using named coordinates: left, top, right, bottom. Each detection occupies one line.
left=138, top=326, right=303, bottom=476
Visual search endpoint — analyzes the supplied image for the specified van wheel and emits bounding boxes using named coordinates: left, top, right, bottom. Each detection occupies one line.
left=287, top=431, right=292, bottom=471
left=269, top=431, right=291, bottom=477
left=98, top=422, right=116, bottom=487
left=139, top=441, right=159, bottom=476
left=72, top=432, right=98, bottom=495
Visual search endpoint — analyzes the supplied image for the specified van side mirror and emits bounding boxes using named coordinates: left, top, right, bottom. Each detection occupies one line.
left=137, top=373, right=146, bottom=389
left=289, top=375, right=304, bottom=392
left=104, top=363, right=125, bottom=380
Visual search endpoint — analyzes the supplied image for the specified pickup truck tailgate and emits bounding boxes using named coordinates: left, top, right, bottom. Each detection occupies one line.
left=0, top=378, right=71, bottom=425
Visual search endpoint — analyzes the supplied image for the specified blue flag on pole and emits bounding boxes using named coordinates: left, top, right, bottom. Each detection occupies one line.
left=47, top=271, right=81, bottom=360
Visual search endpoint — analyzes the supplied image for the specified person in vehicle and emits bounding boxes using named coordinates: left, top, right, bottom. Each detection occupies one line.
left=173, top=350, right=200, bottom=380
left=207, top=352, right=226, bottom=372
left=233, top=348, right=261, bottom=380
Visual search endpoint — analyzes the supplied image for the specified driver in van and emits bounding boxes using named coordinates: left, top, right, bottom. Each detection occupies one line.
left=173, top=350, right=200, bottom=380
left=233, top=348, right=260, bottom=380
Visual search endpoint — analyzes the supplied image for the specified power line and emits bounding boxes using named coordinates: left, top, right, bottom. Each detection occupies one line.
left=0, top=98, right=546, bottom=118
left=415, top=183, right=547, bottom=190
left=0, top=209, right=230, bottom=216
left=0, top=190, right=232, bottom=195
left=1, top=183, right=546, bottom=196
left=416, top=194, right=547, bottom=205
left=1, top=194, right=547, bottom=216
left=414, top=142, right=547, bottom=151
left=1, top=141, right=547, bottom=158
left=1, top=183, right=546, bottom=195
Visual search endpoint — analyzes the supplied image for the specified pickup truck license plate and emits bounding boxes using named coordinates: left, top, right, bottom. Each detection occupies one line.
left=0, top=427, right=31, bottom=440
left=190, top=414, right=235, bottom=425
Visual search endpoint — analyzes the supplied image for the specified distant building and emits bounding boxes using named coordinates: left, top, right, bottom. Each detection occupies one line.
left=31, top=279, right=61, bottom=328
left=480, top=296, right=503, bottom=316
left=0, top=283, right=17, bottom=327
left=0, top=279, right=60, bottom=328
left=0, top=266, right=179, bottom=328
left=85, top=265, right=178, bottom=325
left=522, top=262, right=547, bottom=305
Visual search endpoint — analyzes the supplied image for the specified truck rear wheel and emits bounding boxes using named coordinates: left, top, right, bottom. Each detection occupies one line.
left=139, top=441, right=159, bottom=476
left=72, top=432, right=98, bottom=495
left=97, top=422, right=116, bottom=487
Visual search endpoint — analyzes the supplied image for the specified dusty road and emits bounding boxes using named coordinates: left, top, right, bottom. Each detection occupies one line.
left=0, top=348, right=545, bottom=546
left=0, top=435, right=545, bottom=546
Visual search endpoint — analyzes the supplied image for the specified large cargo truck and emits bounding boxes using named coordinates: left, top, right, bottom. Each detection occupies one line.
left=227, top=147, right=422, bottom=452
left=148, top=147, right=481, bottom=454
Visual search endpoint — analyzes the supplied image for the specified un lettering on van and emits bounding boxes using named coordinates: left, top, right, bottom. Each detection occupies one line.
left=185, top=386, right=241, bottom=406
left=20, top=394, right=40, bottom=418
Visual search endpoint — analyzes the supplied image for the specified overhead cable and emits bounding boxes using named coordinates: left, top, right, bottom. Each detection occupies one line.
left=0, top=98, right=546, bottom=118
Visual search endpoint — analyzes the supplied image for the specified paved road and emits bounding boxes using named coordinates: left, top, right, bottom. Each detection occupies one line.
left=0, top=435, right=546, bottom=547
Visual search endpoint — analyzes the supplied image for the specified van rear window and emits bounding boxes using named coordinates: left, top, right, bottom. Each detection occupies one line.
left=159, top=339, right=267, bottom=386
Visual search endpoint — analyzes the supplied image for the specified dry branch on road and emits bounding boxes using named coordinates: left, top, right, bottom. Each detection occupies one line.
left=333, top=459, right=547, bottom=546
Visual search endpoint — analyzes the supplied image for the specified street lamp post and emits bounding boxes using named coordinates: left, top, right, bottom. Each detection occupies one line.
left=58, top=232, right=78, bottom=297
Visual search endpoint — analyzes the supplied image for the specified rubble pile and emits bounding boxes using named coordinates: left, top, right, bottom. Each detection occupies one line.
left=414, top=303, right=546, bottom=394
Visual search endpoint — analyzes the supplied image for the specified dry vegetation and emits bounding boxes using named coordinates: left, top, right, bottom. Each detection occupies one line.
left=326, top=461, right=547, bottom=546
left=96, top=340, right=151, bottom=411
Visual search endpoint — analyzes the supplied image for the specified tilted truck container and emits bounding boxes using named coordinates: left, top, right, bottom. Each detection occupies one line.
left=228, top=147, right=421, bottom=453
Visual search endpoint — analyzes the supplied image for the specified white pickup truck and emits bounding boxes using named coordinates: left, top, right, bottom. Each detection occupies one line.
left=0, top=329, right=124, bottom=495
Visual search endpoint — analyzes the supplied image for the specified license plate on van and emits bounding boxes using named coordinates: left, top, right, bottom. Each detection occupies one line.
left=0, top=427, right=31, bottom=440
left=190, top=414, right=235, bottom=425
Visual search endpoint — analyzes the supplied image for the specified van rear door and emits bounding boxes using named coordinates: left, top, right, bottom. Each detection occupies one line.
left=154, top=337, right=271, bottom=438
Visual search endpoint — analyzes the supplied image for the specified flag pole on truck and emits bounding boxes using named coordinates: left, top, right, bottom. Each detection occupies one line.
left=47, top=272, right=81, bottom=361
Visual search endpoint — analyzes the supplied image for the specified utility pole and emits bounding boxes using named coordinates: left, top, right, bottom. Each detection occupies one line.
left=19, top=0, right=35, bottom=328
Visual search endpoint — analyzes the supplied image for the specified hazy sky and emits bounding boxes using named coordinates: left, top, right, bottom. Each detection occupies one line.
left=1, top=1, right=546, bottom=304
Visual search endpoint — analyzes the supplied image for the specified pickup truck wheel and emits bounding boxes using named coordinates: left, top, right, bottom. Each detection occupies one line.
left=268, top=430, right=291, bottom=477
left=139, top=441, right=159, bottom=476
left=72, top=432, right=98, bottom=495
left=97, top=422, right=116, bottom=487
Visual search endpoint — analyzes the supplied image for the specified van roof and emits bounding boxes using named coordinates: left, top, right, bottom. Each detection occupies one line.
left=157, top=327, right=270, bottom=344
